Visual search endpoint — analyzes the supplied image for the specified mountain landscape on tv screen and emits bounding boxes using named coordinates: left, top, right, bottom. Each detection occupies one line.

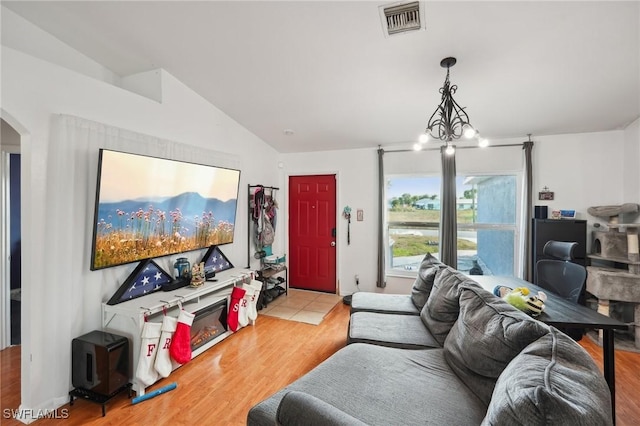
left=92, top=192, right=237, bottom=269
left=98, top=192, right=237, bottom=227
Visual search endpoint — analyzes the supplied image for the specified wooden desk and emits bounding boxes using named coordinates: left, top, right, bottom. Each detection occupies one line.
left=469, top=275, right=628, bottom=423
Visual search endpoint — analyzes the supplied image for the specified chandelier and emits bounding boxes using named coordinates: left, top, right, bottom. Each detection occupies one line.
left=415, top=57, right=488, bottom=154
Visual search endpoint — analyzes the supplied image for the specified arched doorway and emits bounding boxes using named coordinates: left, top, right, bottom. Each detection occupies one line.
left=0, top=109, right=30, bottom=415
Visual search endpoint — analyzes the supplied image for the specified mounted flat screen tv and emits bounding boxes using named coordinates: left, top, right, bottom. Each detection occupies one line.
left=91, top=149, right=241, bottom=270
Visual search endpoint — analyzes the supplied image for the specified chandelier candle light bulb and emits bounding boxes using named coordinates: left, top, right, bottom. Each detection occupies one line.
left=464, top=126, right=477, bottom=139
left=445, top=144, right=456, bottom=156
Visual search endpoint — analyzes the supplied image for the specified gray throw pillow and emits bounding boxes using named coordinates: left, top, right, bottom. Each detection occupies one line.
left=482, top=328, right=613, bottom=425
left=443, top=285, right=549, bottom=406
left=420, top=267, right=479, bottom=346
left=411, top=253, right=445, bottom=309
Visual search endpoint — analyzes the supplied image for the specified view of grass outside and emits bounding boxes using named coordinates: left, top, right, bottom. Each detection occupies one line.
left=388, top=207, right=478, bottom=258
left=391, top=234, right=477, bottom=257
left=388, top=209, right=476, bottom=224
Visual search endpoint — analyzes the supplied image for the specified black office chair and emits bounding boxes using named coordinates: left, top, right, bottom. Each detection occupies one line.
left=536, top=241, right=587, bottom=340
left=536, top=241, right=587, bottom=304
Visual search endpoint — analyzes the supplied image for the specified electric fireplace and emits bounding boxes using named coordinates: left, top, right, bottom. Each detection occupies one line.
left=190, top=299, right=228, bottom=351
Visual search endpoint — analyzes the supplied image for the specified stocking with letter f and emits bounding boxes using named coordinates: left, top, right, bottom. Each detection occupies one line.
left=136, top=321, right=162, bottom=386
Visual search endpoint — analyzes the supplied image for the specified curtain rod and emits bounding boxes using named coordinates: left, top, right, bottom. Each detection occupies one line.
left=382, top=142, right=526, bottom=154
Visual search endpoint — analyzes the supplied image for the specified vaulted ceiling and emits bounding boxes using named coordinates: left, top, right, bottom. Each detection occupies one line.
left=4, top=1, right=639, bottom=153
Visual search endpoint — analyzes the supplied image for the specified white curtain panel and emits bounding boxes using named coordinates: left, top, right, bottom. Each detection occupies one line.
left=42, top=114, right=240, bottom=400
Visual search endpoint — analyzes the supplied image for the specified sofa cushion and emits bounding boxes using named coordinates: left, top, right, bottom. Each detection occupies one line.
left=277, top=391, right=368, bottom=426
left=443, top=285, right=550, bottom=406
left=482, top=328, right=613, bottom=425
left=411, top=253, right=445, bottom=309
left=247, top=343, right=487, bottom=426
left=420, top=267, right=480, bottom=346
left=348, top=311, right=440, bottom=349
left=350, top=292, right=419, bottom=315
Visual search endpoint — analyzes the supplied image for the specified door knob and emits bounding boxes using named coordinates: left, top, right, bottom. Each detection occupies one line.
left=330, top=241, right=336, bottom=247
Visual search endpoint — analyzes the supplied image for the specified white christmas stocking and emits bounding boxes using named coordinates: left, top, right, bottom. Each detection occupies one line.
left=238, top=286, right=252, bottom=328
left=247, top=280, right=264, bottom=322
left=135, top=321, right=162, bottom=386
left=154, top=315, right=178, bottom=378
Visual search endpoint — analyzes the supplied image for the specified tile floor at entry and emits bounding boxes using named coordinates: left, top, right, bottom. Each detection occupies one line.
left=260, top=288, right=343, bottom=325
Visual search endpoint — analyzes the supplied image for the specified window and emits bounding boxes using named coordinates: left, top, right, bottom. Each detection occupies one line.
left=386, top=174, right=518, bottom=276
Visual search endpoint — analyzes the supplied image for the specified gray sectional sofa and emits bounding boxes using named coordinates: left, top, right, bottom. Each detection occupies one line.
left=247, top=254, right=613, bottom=425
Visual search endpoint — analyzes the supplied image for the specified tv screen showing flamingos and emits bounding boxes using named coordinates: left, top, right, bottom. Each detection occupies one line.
left=90, top=149, right=240, bottom=270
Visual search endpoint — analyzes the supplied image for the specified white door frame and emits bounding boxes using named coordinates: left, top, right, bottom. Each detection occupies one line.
left=1, top=111, right=32, bottom=420
left=0, top=141, right=20, bottom=349
left=1, top=109, right=28, bottom=354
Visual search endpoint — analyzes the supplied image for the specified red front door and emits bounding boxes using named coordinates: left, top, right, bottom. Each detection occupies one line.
left=288, top=175, right=337, bottom=293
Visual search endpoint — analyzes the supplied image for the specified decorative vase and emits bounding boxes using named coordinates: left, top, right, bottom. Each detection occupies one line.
left=174, top=257, right=191, bottom=280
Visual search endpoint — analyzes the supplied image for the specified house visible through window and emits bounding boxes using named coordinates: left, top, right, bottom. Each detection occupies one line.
left=386, top=174, right=518, bottom=276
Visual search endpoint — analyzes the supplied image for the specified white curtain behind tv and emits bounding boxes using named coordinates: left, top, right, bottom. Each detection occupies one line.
left=45, top=114, right=241, bottom=379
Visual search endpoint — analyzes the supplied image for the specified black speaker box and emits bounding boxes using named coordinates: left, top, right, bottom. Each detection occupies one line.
left=72, top=330, right=130, bottom=396
left=534, top=205, right=548, bottom=219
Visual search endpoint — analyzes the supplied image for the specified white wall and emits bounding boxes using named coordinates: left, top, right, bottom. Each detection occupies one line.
left=533, top=130, right=625, bottom=217
left=1, top=119, right=22, bottom=146
left=2, top=44, right=278, bottom=420
left=533, top=131, right=629, bottom=251
left=1, top=7, right=121, bottom=86
left=623, top=117, right=640, bottom=202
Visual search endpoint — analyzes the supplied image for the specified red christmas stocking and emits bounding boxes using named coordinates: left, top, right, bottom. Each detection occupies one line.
left=135, top=321, right=162, bottom=386
left=169, top=309, right=195, bottom=364
left=227, top=286, right=246, bottom=332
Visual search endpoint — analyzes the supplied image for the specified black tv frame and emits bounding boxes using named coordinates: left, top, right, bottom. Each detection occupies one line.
left=90, top=149, right=240, bottom=271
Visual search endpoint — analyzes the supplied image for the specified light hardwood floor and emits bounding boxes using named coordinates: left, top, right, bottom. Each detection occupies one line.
left=1, top=302, right=639, bottom=425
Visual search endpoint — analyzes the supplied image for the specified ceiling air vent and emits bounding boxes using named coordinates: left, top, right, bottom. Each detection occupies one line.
left=380, top=1, right=423, bottom=37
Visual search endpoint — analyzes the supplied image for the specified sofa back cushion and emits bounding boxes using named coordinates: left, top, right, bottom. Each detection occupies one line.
left=420, top=267, right=479, bottom=346
left=444, top=285, right=549, bottom=405
left=411, top=253, right=445, bottom=309
left=483, top=328, right=612, bottom=425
